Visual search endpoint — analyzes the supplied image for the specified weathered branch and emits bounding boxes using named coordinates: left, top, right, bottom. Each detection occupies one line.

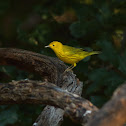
left=0, top=80, right=98, bottom=124
left=34, top=74, right=84, bottom=126
left=1, top=80, right=126, bottom=126
left=0, top=48, right=85, bottom=126
left=0, top=48, right=66, bottom=84
left=86, top=83, right=126, bottom=126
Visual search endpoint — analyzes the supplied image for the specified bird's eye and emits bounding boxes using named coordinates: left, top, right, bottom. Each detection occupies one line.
left=53, top=45, right=55, bottom=46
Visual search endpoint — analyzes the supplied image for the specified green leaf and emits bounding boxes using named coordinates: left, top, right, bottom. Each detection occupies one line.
left=86, top=68, right=108, bottom=95
left=0, top=105, right=18, bottom=126
left=97, top=40, right=119, bottom=67
left=69, top=21, right=86, bottom=38
left=90, top=95, right=108, bottom=107
left=87, top=68, right=125, bottom=95
left=104, top=71, right=125, bottom=95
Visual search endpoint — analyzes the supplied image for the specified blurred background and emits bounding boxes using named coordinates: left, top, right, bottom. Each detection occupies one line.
left=0, top=0, right=126, bottom=125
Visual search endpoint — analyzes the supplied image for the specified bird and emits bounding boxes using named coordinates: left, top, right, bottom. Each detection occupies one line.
left=45, top=41, right=100, bottom=71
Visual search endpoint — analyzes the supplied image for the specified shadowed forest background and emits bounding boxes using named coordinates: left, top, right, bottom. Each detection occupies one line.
left=0, top=0, right=126, bottom=125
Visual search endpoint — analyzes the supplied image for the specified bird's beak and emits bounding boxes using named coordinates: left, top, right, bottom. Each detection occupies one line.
left=45, top=45, right=50, bottom=48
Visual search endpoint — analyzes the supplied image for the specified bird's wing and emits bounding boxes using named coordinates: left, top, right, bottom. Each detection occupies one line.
left=63, top=45, right=84, bottom=55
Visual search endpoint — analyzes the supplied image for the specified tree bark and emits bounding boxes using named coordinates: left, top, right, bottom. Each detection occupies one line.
left=0, top=80, right=98, bottom=125
left=0, top=48, right=86, bottom=126
left=86, top=83, right=126, bottom=126
left=1, top=78, right=126, bottom=126
left=0, top=48, right=66, bottom=84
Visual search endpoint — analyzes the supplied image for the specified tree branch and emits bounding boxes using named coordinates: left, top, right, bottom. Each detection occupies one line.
left=0, top=80, right=98, bottom=125
left=86, top=83, right=126, bottom=126
left=0, top=48, right=66, bottom=84
left=0, top=48, right=86, bottom=126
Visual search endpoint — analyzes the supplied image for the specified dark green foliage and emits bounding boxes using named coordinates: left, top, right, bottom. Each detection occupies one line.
left=0, top=0, right=126, bottom=125
left=0, top=105, right=18, bottom=126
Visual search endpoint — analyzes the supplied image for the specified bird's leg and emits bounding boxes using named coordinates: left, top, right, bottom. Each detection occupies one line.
left=64, top=65, right=73, bottom=72
left=64, top=63, right=76, bottom=72
left=69, top=63, right=76, bottom=70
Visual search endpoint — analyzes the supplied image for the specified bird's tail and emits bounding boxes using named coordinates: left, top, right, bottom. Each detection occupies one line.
left=89, top=51, right=101, bottom=55
left=85, top=51, right=100, bottom=58
left=82, top=51, right=100, bottom=59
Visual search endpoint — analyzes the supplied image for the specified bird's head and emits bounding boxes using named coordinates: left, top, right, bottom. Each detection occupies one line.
left=45, top=41, right=63, bottom=52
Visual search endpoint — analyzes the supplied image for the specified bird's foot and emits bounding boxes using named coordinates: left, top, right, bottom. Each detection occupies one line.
left=63, top=68, right=73, bottom=74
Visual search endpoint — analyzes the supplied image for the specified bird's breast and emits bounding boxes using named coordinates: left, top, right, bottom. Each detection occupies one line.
left=56, top=51, right=82, bottom=64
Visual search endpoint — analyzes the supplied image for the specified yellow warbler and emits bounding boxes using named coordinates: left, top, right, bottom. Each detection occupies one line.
left=45, top=41, right=100, bottom=71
